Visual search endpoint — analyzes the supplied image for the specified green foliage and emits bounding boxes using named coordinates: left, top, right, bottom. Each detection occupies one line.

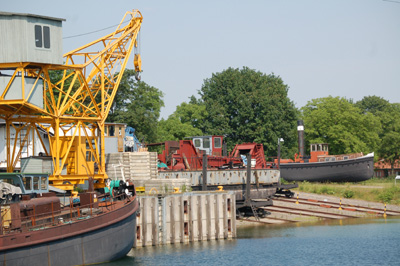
left=319, top=186, right=329, bottom=194
left=378, top=190, right=393, bottom=203
left=174, top=96, right=208, bottom=131
left=378, top=186, right=400, bottom=203
left=379, top=131, right=400, bottom=164
left=301, top=96, right=380, bottom=155
left=156, top=96, right=207, bottom=142
left=47, top=69, right=81, bottom=114
left=356, top=97, right=400, bottom=174
left=319, top=186, right=335, bottom=195
left=107, top=69, right=164, bottom=143
left=376, top=106, right=400, bottom=174
left=355, top=96, right=390, bottom=115
left=296, top=180, right=400, bottom=205
left=74, top=186, right=84, bottom=193
left=180, top=184, right=192, bottom=193
left=157, top=116, right=203, bottom=142
left=342, top=189, right=355, bottom=198
left=198, top=67, right=299, bottom=157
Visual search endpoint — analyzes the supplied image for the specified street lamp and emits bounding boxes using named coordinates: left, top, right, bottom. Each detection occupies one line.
left=278, top=138, right=284, bottom=185
left=277, top=138, right=284, bottom=169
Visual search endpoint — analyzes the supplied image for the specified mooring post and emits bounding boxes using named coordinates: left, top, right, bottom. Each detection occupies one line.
left=245, top=153, right=251, bottom=205
left=383, top=203, right=387, bottom=218
left=202, top=153, right=207, bottom=191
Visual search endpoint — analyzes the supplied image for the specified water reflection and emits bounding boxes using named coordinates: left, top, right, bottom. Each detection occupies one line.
left=101, top=216, right=400, bottom=266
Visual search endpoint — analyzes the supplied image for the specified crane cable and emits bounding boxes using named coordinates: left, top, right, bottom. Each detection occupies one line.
left=63, top=19, right=130, bottom=39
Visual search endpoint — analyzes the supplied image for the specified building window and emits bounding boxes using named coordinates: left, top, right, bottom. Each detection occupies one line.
left=109, top=126, right=115, bottom=136
left=23, top=176, right=32, bottom=190
left=203, top=138, right=210, bottom=149
left=194, top=139, right=201, bottom=148
left=35, top=25, right=42, bottom=47
left=41, top=176, right=48, bottom=190
left=86, top=151, right=91, bottom=161
left=35, top=25, right=50, bottom=49
left=214, top=137, right=222, bottom=148
left=43, top=26, right=50, bottom=48
left=33, top=176, right=39, bottom=190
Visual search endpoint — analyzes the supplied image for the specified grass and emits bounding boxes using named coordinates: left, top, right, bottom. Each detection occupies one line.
left=293, top=176, right=400, bottom=205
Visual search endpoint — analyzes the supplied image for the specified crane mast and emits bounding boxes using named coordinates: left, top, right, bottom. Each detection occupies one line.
left=0, top=10, right=143, bottom=190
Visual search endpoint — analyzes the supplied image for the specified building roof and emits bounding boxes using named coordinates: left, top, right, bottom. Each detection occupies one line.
left=374, top=159, right=400, bottom=169
left=0, top=11, right=66, bottom=22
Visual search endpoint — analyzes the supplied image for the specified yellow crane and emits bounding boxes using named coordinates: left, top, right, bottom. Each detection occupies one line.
left=0, top=10, right=143, bottom=190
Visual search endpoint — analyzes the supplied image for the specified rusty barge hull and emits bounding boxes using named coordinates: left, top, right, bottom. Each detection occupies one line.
left=0, top=199, right=139, bottom=266
left=280, top=153, right=374, bottom=182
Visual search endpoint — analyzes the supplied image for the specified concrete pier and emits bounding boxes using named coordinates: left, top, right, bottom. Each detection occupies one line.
left=134, top=191, right=236, bottom=247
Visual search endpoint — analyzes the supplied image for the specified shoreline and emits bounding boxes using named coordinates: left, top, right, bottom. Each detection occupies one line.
left=237, top=192, right=400, bottom=227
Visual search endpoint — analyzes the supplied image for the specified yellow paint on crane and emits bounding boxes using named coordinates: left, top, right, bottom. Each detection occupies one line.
left=0, top=10, right=143, bottom=191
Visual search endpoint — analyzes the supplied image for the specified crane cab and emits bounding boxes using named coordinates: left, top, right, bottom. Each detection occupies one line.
left=192, top=136, right=223, bottom=156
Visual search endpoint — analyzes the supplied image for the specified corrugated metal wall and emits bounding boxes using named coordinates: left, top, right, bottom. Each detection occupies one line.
left=0, top=13, right=63, bottom=64
left=135, top=192, right=236, bottom=247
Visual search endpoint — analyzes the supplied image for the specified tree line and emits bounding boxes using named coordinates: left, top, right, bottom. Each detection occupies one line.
left=109, top=67, right=400, bottom=172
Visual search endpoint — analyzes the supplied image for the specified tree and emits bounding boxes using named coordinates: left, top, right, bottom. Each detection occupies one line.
left=301, top=96, right=380, bottom=155
left=379, top=131, right=400, bottom=175
left=157, top=116, right=203, bottom=142
left=173, top=96, right=208, bottom=131
left=355, top=96, right=390, bottom=115
left=199, top=67, right=299, bottom=157
left=107, top=69, right=164, bottom=143
left=47, top=69, right=80, bottom=114
left=156, top=96, right=206, bottom=142
left=356, top=97, right=400, bottom=174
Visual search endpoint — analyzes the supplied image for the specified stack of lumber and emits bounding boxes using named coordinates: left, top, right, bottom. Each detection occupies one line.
left=105, top=152, right=158, bottom=180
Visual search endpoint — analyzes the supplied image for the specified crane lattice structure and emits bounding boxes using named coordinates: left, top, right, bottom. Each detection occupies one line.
left=0, top=10, right=143, bottom=190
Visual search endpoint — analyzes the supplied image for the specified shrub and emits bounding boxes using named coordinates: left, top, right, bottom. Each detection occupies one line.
left=378, top=186, right=400, bottom=203
left=326, top=189, right=336, bottom=195
left=320, top=186, right=329, bottom=194
left=343, top=189, right=355, bottom=198
left=378, top=191, right=393, bottom=203
left=74, top=187, right=84, bottom=193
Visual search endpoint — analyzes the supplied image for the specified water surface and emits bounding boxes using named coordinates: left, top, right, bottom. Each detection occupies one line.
left=103, top=217, right=400, bottom=266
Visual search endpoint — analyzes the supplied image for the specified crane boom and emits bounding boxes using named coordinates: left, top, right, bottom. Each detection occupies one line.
left=0, top=10, right=143, bottom=190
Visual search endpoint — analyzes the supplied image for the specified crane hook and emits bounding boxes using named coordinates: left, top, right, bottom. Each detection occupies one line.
left=135, top=72, right=141, bottom=81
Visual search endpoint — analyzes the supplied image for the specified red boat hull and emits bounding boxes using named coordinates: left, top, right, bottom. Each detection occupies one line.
left=0, top=198, right=139, bottom=266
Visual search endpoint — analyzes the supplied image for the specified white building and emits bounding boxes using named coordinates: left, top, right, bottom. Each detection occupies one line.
left=0, top=122, right=50, bottom=170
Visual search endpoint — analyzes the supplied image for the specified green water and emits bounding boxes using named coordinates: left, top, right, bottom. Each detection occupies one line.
left=103, top=217, right=400, bottom=266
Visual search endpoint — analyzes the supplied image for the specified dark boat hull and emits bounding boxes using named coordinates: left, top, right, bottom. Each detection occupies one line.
left=280, top=154, right=374, bottom=182
left=0, top=198, right=139, bottom=266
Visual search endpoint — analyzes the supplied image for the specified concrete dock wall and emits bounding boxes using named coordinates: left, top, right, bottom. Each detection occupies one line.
left=135, top=192, right=236, bottom=247
left=158, top=169, right=280, bottom=186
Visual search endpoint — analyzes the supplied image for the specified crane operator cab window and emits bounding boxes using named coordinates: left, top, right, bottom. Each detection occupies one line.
left=214, top=137, right=222, bottom=148
left=194, top=139, right=201, bottom=148
left=203, top=138, right=210, bottom=149
left=35, top=25, right=51, bottom=49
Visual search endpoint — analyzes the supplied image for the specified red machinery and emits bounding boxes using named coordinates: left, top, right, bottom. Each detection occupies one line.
left=154, top=136, right=273, bottom=171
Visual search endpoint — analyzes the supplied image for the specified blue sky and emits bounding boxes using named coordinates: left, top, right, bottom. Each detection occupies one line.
left=2, top=0, right=400, bottom=118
